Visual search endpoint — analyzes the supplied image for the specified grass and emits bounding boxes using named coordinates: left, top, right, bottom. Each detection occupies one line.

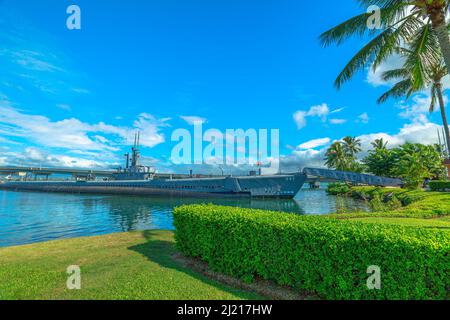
left=329, top=186, right=450, bottom=219
left=347, top=217, right=450, bottom=229
left=0, top=230, right=263, bottom=300
left=330, top=186, right=450, bottom=228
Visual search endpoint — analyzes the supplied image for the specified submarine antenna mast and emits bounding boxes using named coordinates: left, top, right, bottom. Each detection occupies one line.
left=137, top=131, right=140, bottom=149
left=125, top=153, right=130, bottom=169
left=130, top=132, right=136, bottom=168
left=135, top=131, right=141, bottom=167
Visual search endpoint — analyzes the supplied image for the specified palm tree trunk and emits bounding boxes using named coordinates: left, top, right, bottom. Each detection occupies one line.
left=429, top=8, right=450, bottom=76
left=436, top=83, right=450, bottom=154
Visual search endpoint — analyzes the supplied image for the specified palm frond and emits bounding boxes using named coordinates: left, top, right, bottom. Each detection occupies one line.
left=377, top=79, right=412, bottom=104
left=381, top=68, right=409, bottom=81
left=320, top=3, right=412, bottom=48
left=334, top=13, right=421, bottom=89
left=403, top=24, right=441, bottom=90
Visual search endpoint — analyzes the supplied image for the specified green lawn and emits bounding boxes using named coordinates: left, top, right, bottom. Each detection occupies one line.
left=347, top=217, right=450, bottom=229
left=329, top=186, right=450, bottom=219
left=0, top=230, right=263, bottom=300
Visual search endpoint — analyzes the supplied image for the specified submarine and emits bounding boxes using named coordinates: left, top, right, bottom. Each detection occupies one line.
left=0, top=133, right=306, bottom=199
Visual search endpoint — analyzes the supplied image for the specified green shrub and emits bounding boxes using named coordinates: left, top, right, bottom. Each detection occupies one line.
left=347, top=187, right=450, bottom=217
left=387, top=195, right=403, bottom=211
left=174, top=204, right=450, bottom=300
left=369, top=194, right=403, bottom=212
left=429, top=181, right=450, bottom=192
left=327, top=183, right=351, bottom=195
left=369, top=194, right=387, bottom=212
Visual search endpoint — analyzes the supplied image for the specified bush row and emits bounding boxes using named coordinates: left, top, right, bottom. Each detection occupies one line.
left=429, top=181, right=450, bottom=192
left=173, top=204, right=450, bottom=300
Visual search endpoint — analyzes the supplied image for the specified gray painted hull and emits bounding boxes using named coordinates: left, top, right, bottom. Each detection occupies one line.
left=0, top=174, right=306, bottom=199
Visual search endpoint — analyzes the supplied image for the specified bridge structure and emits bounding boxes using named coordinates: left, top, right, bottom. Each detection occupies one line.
left=302, top=168, right=403, bottom=187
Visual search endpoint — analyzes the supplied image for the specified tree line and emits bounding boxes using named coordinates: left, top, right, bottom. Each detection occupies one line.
left=324, top=137, right=447, bottom=189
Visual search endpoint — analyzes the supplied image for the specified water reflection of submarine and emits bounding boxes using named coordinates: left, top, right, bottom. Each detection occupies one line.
left=81, top=196, right=305, bottom=231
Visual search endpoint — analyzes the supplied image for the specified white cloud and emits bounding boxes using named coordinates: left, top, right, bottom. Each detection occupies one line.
left=2, top=49, right=65, bottom=73
left=329, top=119, right=347, bottom=125
left=293, top=110, right=308, bottom=129
left=0, top=96, right=170, bottom=152
left=4, top=147, right=115, bottom=169
left=331, top=107, right=346, bottom=114
left=307, top=104, right=329, bottom=120
left=293, top=103, right=346, bottom=129
left=387, top=120, right=442, bottom=146
left=280, top=148, right=326, bottom=172
left=134, top=113, right=171, bottom=147
left=298, top=138, right=330, bottom=150
left=366, top=55, right=404, bottom=87
left=180, top=116, right=207, bottom=125
left=357, top=112, right=370, bottom=124
left=56, top=103, right=71, bottom=111
left=352, top=120, right=443, bottom=154
left=71, top=87, right=90, bottom=94
left=397, top=94, right=445, bottom=121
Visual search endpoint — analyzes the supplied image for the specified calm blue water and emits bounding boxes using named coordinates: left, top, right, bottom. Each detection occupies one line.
left=0, top=189, right=368, bottom=247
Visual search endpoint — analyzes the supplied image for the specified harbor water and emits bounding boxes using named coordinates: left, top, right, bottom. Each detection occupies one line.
left=0, top=188, right=368, bottom=247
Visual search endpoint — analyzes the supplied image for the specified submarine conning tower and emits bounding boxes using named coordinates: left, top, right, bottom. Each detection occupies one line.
left=114, top=132, right=154, bottom=181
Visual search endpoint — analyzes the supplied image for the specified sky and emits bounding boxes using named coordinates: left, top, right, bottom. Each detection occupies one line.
left=0, top=0, right=447, bottom=174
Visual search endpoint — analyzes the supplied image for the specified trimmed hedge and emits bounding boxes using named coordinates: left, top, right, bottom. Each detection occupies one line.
left=174, top=204, right=450, bottom=300
left=429, top=181, right=450, bottom=192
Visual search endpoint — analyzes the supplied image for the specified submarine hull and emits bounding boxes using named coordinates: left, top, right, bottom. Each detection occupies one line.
left=0, top=174, right=306, bottom=199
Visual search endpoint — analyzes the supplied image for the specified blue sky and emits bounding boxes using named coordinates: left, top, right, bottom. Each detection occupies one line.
left=0, top=0, right=446, bottom=173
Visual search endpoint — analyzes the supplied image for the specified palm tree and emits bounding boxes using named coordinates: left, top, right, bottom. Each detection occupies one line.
left=429, top=67, right=450, bottom=153
left=392, top=142, right=446, bottom=187
left=324, top=142, right=348, bottom=171
left=371, top=138, right=388, bottom=150
left=320, top=1, right=450, bottom=89
left=418, top=0, right=450, bottom=72
left=342, top=136, right=362, bottom=158
left=395, top=152, right=430, bottom=188
left=364, top=138, right=394, bottom=176
left=377, top=43, right=450, bottom=153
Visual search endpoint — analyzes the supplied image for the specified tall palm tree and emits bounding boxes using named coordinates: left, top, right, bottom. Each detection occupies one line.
left=342, top=136, right=362, bottom=158
left=371, top=138, right=388, bottom=150
left=320, top=1, right=450, bottom=89
left=377, top=44, right=450, bottom=153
